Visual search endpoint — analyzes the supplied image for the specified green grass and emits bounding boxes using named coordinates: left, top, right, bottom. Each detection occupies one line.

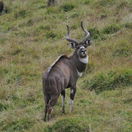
left=82, top=69, right=132, bottom=93
left=44, top=118, right=90, bottom=132
left=0, top=0, right=132, bottom=132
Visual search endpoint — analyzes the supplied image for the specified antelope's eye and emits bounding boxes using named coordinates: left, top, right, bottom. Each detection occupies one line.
left=81, top=49, right=86, bottom=52
left=76, top=46, right=80, bottom=49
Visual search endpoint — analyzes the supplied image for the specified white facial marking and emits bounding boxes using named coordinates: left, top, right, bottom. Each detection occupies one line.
left=77, top=46, right=85, bottom=55
left=80, top=46, right=85, bottom=50
left=79, top=55, right=88, bottom=64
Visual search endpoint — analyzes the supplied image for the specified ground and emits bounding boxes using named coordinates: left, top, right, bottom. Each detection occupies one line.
left=0, top=0, right=132, bottom=132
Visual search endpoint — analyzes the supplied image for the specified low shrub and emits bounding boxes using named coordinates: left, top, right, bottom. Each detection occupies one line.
left=2, top=118, right=34, bottom=132
left=0, top=103, right=9, bottom=111
left=113, top=48, right=132, bottom=57
left=82, top=0, right=92, bottom=5
left=45, top=31, right=57, bottom=39
left=124, top=23, right=132, bottom=29
left=70, top=12, right=79, bottom=18
left=44, top=118, right=90, bottom=132
left=46, top=7, right=60, bottom=14
left=97, top=0, right=114, bottom=7
left=11, top=49, right=22, bottom=56
left=117, top=1, right=129, bottom=9
left=113, top=41, right=132, bottom=57
left=14, top=9, right=29, bottom=18
left=60, top=3, right=75, bottom=12
left=82, top=69, right=132, bottom=93
left=89, top=27, right=105, bottom=40
left=102, top=24, right=121, bottom=34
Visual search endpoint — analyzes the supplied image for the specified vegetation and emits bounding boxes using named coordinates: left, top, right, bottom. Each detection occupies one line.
left=82, top=69, right=132, bottom=93
left=0, top=0, right=132, bottom=132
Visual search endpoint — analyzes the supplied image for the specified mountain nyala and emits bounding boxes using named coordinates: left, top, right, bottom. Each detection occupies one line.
left=43, top=22, right=91, bottom=121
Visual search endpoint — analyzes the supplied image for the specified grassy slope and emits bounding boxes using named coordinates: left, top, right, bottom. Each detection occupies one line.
left=0, top=0, right=132, bottom=132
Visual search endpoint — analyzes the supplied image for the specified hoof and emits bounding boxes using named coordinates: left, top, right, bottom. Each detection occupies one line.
left=62, top=111, right=65, bottom=114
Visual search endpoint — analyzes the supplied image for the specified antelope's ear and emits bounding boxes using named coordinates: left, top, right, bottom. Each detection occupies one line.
left=83, top=39, right=91, bottom=48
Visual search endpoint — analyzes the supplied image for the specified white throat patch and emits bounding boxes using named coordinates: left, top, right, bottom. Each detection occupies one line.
left=79, top=55, right=88, bottom=64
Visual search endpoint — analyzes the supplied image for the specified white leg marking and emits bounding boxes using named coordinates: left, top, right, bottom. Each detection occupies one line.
left=71, top=89, right=74, bottom=94
left=61, top=95, right=65, bottom=107
left=77, top=70, right=83, bottom=77
left=69, top=99, right=74, bottom=112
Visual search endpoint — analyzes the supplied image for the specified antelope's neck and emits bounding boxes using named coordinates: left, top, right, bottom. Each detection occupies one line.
left=79, top=56, right=88, bottom=64
left=70, top=53, right=88, bottom=74
left=77, top=56, right=88, bottom=72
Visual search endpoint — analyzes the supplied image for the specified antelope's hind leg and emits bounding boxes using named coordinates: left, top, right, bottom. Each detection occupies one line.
left=44, top=104, right=48, bottom=121
left=44, top=95, right=50, bottom=121
left=46, top=94, right=59, bottom=121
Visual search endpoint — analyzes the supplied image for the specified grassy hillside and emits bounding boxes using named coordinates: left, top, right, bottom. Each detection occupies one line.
left=0, top=0, right=132, bottom=132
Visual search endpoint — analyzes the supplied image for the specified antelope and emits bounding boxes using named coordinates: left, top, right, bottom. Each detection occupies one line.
left=0, top=1, right=4, bottom=13
left=47, top=0, right=56, bottom=6
left=42, top=22, right=91, bottom=121
left=0, top=1, right=7, bottom=14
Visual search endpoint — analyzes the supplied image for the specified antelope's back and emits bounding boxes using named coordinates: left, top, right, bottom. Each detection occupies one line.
left=43, top=55, right=71, bottom=95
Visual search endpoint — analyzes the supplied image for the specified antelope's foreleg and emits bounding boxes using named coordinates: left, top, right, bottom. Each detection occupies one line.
left=70, top=88, right=76, bottom=112
left=61, top=90, right=65, bottom=113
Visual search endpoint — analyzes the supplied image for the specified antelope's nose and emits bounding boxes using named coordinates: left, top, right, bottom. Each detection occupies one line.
left=81, top=49, right=86, bottom=54
left=82, top=48, right=86, bottom=52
